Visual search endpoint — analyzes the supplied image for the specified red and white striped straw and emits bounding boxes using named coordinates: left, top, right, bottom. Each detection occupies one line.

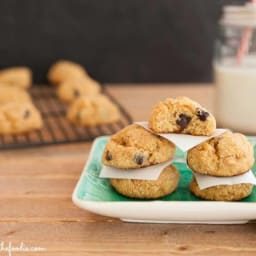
left=236, top=27, right=253, bottom=64
left=236, top=0, right=256, bottom=65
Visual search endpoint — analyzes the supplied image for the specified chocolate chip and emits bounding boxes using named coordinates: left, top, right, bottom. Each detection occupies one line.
left=176, top=114, right=191, bottom=130
left=73, top=89, right=80, bottom=98
left=134, top=154, right=144, bottom=165
left=105, top=150, right=112, bottom=161
left=196, top=108, right=209, bottom=121
left=23, top=110, right=30, bottom=119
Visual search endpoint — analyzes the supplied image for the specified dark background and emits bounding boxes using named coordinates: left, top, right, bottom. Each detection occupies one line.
left=0, top=0, right=245, bottom=83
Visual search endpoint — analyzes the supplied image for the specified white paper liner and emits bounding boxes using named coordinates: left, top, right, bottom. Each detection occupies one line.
left=135, top=121, right=227, bottom=152
left=194, top=170, right=256, bottom=190
left=100, top=159, right=173, bottom=180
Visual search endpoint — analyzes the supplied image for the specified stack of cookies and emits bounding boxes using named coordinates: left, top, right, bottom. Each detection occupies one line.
left=0, top=67, right=43, bottom=134
left=187, top=131, right=255, bottom=201
left=48, top=60, right=121, bottom=126
left=102, top=96, right=255, bottom=201
left=149, top=96, right=255, bottom=201
left=102, top=124, right=180, bottom=199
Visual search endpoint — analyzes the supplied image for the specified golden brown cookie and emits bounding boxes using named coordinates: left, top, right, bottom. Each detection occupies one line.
left=187, top=131, right=254, bottom=177
left=57, top=77, right=101, bottom=104
left=48, top=60, right=87, bottom=85
left=148, top=96, right=216, bottom=136
left=190, top=177, right=253, bottom=201
left=0, top=84, right=31, bottom=105
left=0, top=102, right=43, bottom=134
left=0, top=67, right=32, bottom=89
left=102, top=124, right=175, bottom=169
left=111, top=165, right=180, bottom=199
left=67, top=94, right=120, bottom=126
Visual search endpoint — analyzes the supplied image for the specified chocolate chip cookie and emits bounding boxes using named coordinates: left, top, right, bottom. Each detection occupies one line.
left=102, top=124, right=175, bottom=169
left=187, top=131, right=254, bottom=177
left=148, top=96, right=216, bottom=136
left=57, top=77, right=101, bottom=104
left=190, top=177, right=253, bottom=201
left=0, top=102, right=43, bottom=134
left=0, top=67, right=32, bottom=89
left=0, top=84, right=31, bottom=105
left=110, top=164, right=180, bottom=199
left=67, top=94, right=120, bottom=126
left=48, top=60, right=87, bottom=85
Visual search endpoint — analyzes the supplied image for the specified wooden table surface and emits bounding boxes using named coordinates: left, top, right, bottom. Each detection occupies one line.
left=0, top=84, right=255, bottom=256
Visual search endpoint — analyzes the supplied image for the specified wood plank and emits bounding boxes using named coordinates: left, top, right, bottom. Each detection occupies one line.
left=0, top=222, right=255, bottom=255
left=0, top=143, right=90, bottom=177
left=0, top=177, right=77, bottom=196
left=0, top=197, right=115, bottom=222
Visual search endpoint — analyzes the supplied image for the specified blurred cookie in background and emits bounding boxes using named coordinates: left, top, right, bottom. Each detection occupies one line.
left=57, top=77, right=101, bottom=104
left=0, top=84, right=32, bottom=105
left=67, top=94, right=120, bottom=126
left=0, top=101, right=43, bottom=135
left=0, top=67, right=32, bottom=89
left=48, top=60, right=87, bottom=86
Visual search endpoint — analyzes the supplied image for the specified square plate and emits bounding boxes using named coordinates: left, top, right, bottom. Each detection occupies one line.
left=72, top=136, right=256, bottom=224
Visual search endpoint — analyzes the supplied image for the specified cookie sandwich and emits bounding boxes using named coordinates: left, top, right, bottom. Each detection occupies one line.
left=187, top=131, right=255, bottom=201
left=102, top=124, right=179, bottom=199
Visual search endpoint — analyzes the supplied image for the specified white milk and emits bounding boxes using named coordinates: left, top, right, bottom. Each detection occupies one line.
left=215, top=57, right=256, bottom=134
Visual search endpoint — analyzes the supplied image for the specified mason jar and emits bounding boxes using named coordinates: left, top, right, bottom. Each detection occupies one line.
left=214, top=3, right=256, bottom=134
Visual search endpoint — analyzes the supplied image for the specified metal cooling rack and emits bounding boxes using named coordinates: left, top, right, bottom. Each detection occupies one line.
left=0, top=85, right=132, bottom=150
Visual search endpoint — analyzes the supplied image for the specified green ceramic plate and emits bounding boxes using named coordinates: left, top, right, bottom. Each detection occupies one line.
left=72, top=136, right=256, bottom=223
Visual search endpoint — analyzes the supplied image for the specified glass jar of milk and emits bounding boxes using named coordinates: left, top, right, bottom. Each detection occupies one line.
left=215, top=3, right=256, bottom=134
